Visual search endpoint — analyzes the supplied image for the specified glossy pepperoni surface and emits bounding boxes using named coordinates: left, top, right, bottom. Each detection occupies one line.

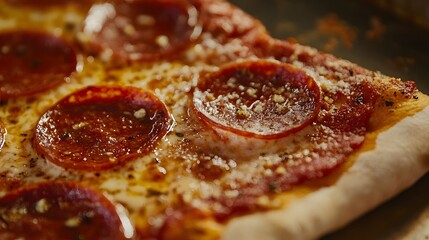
left=192, top=0, right=267, bottom=43
left=82, top=0, right=200, bottom=62
left=0, top=31, right=76, bottom=99
left=0, top=181, right=127, bottom=240
left=34, top=86, right=171, bottom=171
left=193, top=60, right=321, bottom=139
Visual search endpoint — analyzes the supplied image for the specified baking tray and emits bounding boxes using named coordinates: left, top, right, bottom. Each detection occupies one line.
left=230, top=0, right=429, bottom=238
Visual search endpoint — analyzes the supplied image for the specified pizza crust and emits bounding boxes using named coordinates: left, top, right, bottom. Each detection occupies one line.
left=222, top=106, right=429, bottom=240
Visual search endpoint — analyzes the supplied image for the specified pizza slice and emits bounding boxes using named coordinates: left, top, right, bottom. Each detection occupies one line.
left=0, top=0, right=428, bottom=239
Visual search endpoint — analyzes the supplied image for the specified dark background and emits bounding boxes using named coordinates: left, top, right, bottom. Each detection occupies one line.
left=231, top=0, right=429, bottom=93
left=229, top=0, right=429, bottom=238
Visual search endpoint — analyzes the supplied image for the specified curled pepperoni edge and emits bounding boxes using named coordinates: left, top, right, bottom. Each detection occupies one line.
left=0, top=181, right=127, bottom=240
left=82, top=0, right=201, bottom=63
left=193, top=60, right=321, bottom=140
left=33, top=85, right=172, bottom=171
left=0, top=30, right=77, bottom=99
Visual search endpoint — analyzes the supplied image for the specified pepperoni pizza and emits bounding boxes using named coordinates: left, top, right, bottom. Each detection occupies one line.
left=0, top=0, right=429, bottom=239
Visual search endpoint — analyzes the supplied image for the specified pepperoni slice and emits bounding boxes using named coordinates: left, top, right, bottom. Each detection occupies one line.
left=0, top=181, right=127, bottom=240
left=34, top=86, right=171, bottom=171
left=193, top=60, right=321, bottom=139
left=192, top=0, right=268, bottom=43
left=0, top=31, right=77, bottom=99
left=82, top=0, right=200, bottom=63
